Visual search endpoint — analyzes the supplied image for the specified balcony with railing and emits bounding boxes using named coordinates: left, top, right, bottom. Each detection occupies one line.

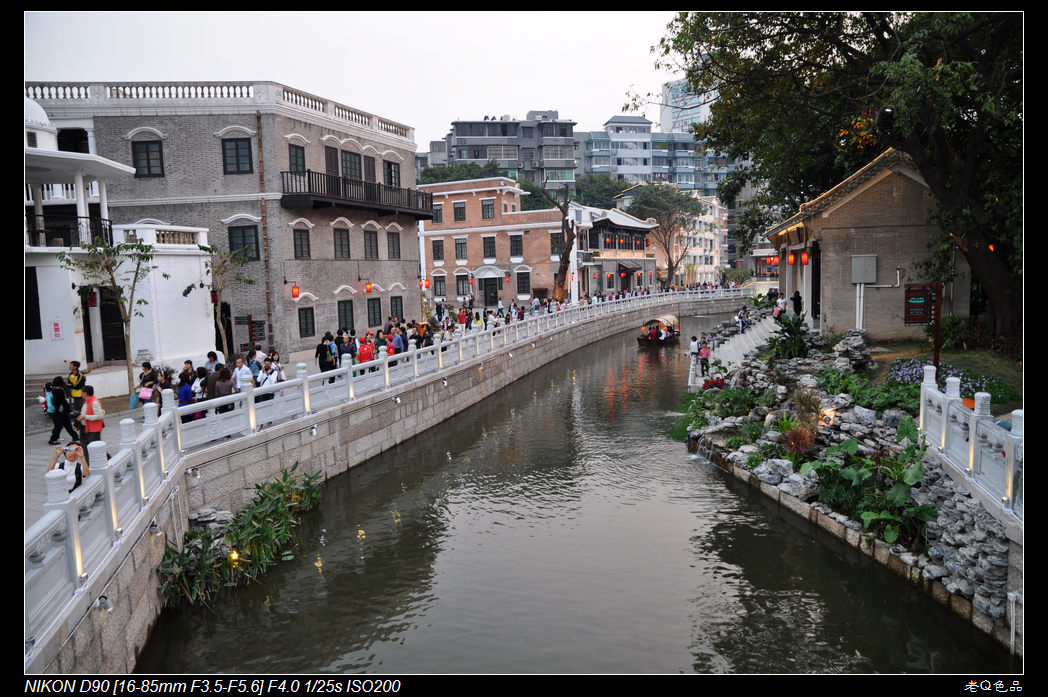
left=25, top=214, right=113, bottom=248
left=25, top=215, right=208, bottom=249
left=281, top=171, right=433, bottom=219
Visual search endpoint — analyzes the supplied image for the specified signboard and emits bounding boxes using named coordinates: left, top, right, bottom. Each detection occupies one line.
left=905, top=283, right=935, bottom=325
left=234, top=315, right=266, bottom=349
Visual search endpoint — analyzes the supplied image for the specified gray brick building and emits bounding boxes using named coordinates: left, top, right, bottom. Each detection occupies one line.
left=766, top=148, right=969, bottom=340
left=26, top=82, right=433, bottom=356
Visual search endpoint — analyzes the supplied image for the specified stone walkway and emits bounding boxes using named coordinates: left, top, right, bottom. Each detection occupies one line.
left=24, top=348, right=324, bottom=533
left=689, top=314, right=780, bottom=388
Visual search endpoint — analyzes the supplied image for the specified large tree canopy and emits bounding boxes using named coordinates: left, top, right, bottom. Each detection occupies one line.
left=575, top=173, right=632, bottom=209
left=651, top=12, right=1023, bottom=333
left=626, top=185, right=706, bottom=289
left=417, top=160, right=504, bottom=185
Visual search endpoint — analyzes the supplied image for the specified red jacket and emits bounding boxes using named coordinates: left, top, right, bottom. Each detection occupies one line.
left=82, top=396, right=104, bottom=433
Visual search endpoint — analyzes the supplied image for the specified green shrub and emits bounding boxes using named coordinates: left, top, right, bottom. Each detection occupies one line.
left=766, top=313, right=813, bottom=359
left=746, top=452, right=764, bottom=469
left=759, top=442, right=787, bottom=460
left=158, top=464, right=321, bottom=607
left=773, top=414, right=799, bottom=433
left=925, top=315, right=976, bottom=350
left=740, top=420, right=765, bottom=443
left=759, top=387, right=779, bottom=408
left=714, top=388, right=757, bottom=418
left=725, top=436, right=747, bottom=449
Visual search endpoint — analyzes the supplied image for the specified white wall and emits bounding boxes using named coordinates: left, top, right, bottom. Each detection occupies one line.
left=26, top=246, right=215, bottom=395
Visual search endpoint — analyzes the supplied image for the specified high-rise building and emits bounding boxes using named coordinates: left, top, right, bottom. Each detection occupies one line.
left=577, top=115, right=700, bottom=190
left=443, top=111, right=577, bottom=194
left=660, top=77, right=763, bottom=270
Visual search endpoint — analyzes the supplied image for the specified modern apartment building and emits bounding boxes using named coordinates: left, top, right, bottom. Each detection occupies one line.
left=660, top=77, right=763, bottom=269
left=25, top=81, right=433, bottom=357
left=442, top=110, right=577, bottom=194
left=577, top=115, right=701, bottom=191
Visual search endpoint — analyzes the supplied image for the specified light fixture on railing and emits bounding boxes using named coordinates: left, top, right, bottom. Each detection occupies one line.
left=93, top=595, right=116, bottom=612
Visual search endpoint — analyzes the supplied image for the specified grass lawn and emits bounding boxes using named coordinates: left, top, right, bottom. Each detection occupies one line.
left=864, top=341, right=1023, bottom=416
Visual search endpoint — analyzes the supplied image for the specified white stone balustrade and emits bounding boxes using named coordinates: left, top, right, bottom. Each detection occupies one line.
left=919, top=364, right=1023, bottom=520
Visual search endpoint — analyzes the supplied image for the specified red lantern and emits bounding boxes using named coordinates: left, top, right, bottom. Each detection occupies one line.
left=620, top=272, right=626, bottom=278
left=291, top=285, right=300, bottom=299
left=648, top=271, right=653, bottom=277
left=773, top=256, right=779, bottom=266
left=425, top=279, right=431, bottom=289
left=801, top=251, right=809, bottom=266
left=592, top=272, right=598, bottom=279
left=365, top=282, right=372, bottom=294
left=788, top=253, right=795, bottom=266
left=636, top=271, right=642, bottom=278
left=468, top=277, right=473, bottom=285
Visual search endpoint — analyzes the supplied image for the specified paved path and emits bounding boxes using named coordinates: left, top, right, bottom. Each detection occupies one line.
left=24, top=352, right=326, bottom=533
left=25, top=404, right=135, bottom=533
left=709, top=314, right=778, bottom=368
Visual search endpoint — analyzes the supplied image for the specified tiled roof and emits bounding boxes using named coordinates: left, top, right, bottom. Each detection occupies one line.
left=766, top=148, right=918, bottom=238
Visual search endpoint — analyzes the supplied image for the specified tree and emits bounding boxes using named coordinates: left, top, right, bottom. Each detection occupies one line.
left=626, top=185, right=706, bottom=288
left=534, top=183, right=575, bottom=302
left=724, top=267, right=753, bottom=287
left=648, top=12, right=1023, bottom=334
left=58, top=238, right=167, bottom=395
left=417, top=160, right=504, bottom=185
left=183, top=246, right=256, bottom=359
left=575, top=173, right=632, bottom=209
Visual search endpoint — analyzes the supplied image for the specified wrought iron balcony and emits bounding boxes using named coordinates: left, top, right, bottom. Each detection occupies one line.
left=25, top=214, right=113, bottom=247
left=281, top=171, right=433, bottom=218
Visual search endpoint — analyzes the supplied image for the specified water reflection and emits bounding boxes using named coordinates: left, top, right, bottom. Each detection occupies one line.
left=137, top=316, right=1016, bottom=674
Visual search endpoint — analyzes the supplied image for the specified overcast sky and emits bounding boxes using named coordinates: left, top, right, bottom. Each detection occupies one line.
left=25, top=12, right=684, bottom=149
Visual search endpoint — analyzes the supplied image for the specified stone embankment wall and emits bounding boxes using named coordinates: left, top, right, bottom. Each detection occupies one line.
left=687, top=330, right=1023, bottom=657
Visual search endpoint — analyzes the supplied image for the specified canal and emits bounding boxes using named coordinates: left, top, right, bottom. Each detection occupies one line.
left=137, top=315, right=1016, bottom=674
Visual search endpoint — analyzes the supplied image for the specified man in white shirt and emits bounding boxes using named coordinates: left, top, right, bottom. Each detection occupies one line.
left=232, top=357, right=255, bottom=392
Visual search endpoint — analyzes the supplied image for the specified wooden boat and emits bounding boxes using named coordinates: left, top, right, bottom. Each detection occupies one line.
left=637, top=314, right=681, bottom=346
